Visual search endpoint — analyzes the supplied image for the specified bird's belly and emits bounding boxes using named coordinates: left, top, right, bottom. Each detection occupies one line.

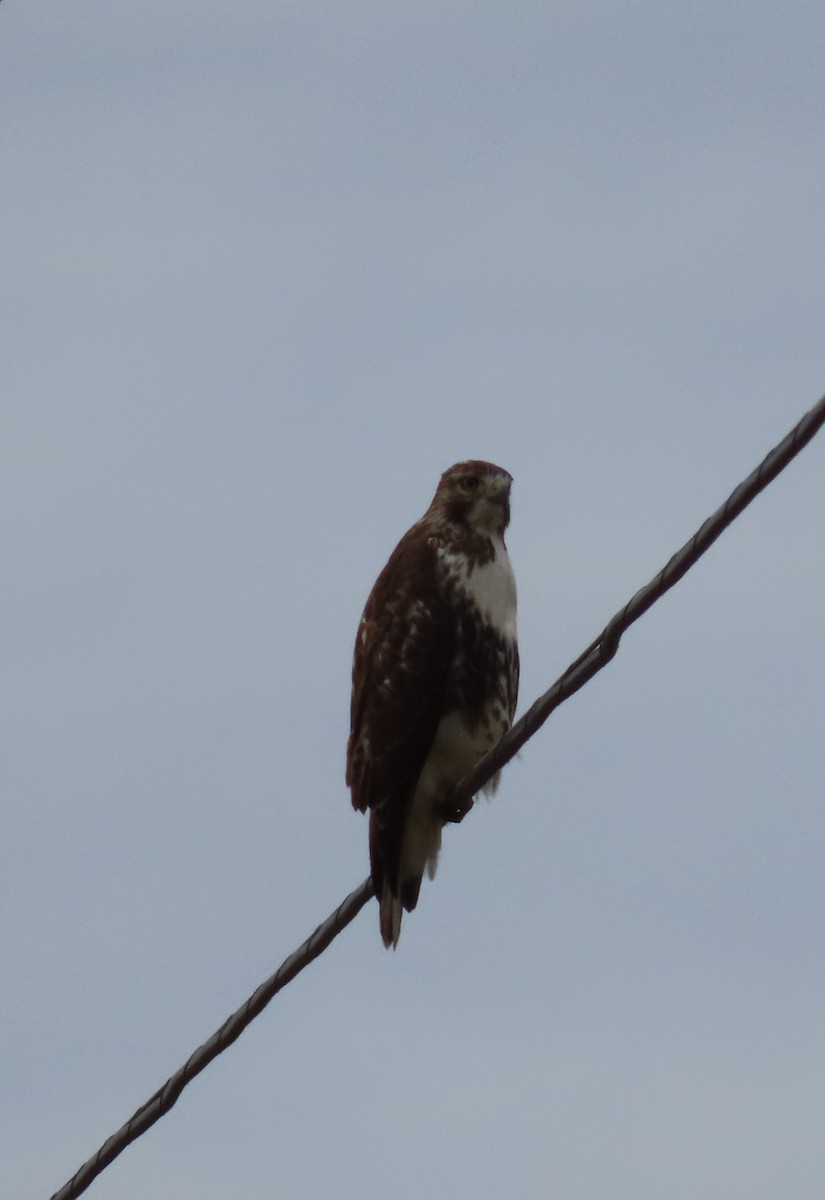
left=421, top=706, right=507, bottom=797
left=401, top=708, right=502, bottom=886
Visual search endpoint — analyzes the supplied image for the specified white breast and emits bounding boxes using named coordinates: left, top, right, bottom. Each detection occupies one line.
left=439, top=534, right=517, bottom=639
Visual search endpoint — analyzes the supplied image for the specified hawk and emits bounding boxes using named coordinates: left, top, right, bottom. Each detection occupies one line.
left=347, top=461, right=519, bottom=947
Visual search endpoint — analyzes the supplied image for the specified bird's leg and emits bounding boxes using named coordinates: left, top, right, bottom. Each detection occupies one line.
left=437, top=793, right=474, bottom=825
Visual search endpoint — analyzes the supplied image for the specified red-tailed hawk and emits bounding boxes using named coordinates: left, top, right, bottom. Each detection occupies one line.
left=347, top=461, right=519, bottom=947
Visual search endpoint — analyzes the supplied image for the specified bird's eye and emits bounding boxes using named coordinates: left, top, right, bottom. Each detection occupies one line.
left=460, top=476, right=480, bottom=492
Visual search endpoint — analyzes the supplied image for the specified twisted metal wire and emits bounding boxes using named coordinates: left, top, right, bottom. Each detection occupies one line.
left=50, top=879, right=375, bottom=1200
left=50, top=393, right=825, bottom=1200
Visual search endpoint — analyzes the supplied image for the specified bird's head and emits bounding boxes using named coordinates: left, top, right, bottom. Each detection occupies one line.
left=430, top=460, right=513, bottom=535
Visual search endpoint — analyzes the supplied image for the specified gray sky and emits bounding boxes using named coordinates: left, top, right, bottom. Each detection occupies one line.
left=3, top=3, right=825, bottom=1198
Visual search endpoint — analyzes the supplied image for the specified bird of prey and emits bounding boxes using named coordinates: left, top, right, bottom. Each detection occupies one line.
left=347, top=461, right=519, bottom=947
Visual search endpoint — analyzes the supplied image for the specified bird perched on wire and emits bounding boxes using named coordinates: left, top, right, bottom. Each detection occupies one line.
left=347, top=461, right=519, bottom=947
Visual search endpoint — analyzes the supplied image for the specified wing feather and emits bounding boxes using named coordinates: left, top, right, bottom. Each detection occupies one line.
left=346, top=527, right=454, bottom=896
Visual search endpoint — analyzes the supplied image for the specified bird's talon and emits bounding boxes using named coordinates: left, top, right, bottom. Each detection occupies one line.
left=440, top=798, right=474, bottom=824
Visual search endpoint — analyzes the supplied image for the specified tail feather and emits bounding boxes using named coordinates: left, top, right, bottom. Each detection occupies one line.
left=379, top=887, right=403, bottom=949
left=379, top=872, right=426, bottom=948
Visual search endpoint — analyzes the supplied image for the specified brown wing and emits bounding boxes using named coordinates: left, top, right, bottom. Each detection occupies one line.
left=347, top=525, right=454, bottom=897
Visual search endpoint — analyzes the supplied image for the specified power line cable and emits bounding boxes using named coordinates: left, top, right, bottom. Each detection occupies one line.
left=50, top=393, right=825, bottom=1200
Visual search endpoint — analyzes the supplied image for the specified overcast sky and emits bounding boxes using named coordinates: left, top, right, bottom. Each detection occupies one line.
left=3, top=3, right=825, bottom=1198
